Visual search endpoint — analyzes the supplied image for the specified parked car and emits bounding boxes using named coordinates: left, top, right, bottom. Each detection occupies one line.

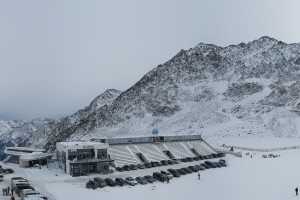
left=122, top=165, right=130, bottom=171
left=144, top=162, right=152, bottom=168
left=104, top=178, right=116, bottom=187
left=200, top=163, right=211, bottom=169
left=160, top=171, right=173, bottom=179
left=86, top=180, right=97, bottom=189
left=21, top=189, right=41, bottom=200
left=3, top=168, right=14, bottom=174
left=187, top=166, right=198, bottom=172
left=182, top=167, right=193, bottom=174
left=94, top=177, right=106, bottom=188
left=129, top=164, right=138, bottom=170
left=115, top=167, right=123, bottom=172
left=177, top=168, right=187, bottom=175
left=135, top=176, right=148, bottom=185
left=167, top=169, right=180, bottom=178
left=153, top=172, right=167, bottom=182
left=11, top=177, right=27, bottom=188
left=192, top=157, right=200, bottom=161
left=15, top=184, right=35, bottom=196
left=186, top=157, right=194, bottom=162
left=0, top=174, right=3, bottom=182
left=115, top=178, right=126, bottom=186
left=219, top=159, right=227, bottom=167
left=144, top=175, right=156, bottom=183
left=137, top=164, right=145, bottom=169
left=204, top=161, right=217, bottom=168
left=160, top=160, right=169, bottom=166
left=125, top=177, right=138, bottom=186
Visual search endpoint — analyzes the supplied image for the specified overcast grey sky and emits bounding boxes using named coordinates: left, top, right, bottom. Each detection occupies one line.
left=0, top=0, right=299, bottom=120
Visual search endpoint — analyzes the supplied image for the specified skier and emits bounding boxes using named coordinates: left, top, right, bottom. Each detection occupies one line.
left=11, top=195, right=15, bottom=200
left=295, top=187, right=298, bottom=196
left=198, top=172, right=200, bottom=180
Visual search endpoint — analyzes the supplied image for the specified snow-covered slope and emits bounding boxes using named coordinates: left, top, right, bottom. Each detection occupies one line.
left=2, top=36, right=300, bottom=152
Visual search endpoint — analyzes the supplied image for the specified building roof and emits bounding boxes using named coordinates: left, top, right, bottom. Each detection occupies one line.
left=56, top=141, right=108, bottom=151
left=19, top=152, right=53, bottom=161
left=5, top=147, right=46, bottom=156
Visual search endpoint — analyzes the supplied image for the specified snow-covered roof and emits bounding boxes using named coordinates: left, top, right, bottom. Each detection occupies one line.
left=20, top=152, right=52, bottom=161
left=56, top=141, right=108, bottom=151
left=6, top=147, right=45, bottom=152
left=5, top=147, right=46, bottom=156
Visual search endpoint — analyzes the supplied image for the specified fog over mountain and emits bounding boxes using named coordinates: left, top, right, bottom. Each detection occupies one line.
left=1, top=0, right=300, bottom=120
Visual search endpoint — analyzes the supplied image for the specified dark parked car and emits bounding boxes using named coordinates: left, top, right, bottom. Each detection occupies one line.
left=194, top=165, right=205, bottom=171
left=94, top=177, right=107, bottom=188
left=153, top=172, right=167, bottom=182
left=145, top=162, right=152, bottom=168
left=167, top=169, right=180, bottom=177
left=167, top=160, right=174, bottom=165
left=180, top=158, right=188, bottom=162
left=177, top=168, right=187, bottom=175
left=160, top=171, right=173, bottom=179
left=122, top=165, right=130, bottom=171
left=151, top=161, right=161, bottom=167
left=104, top=178, right=117, bottom=187
left=192, top=157, right=200, bottom=161
left=182, top=167, right=193, bottom=174
left=160, top=160, right=169, bottom=166
left=129, top=164, right=138, bottom=170
left=186, top=157, right=194, bottom=162
left=205, top=161, right=217, bottom=168
left=219, top=159, right=226, bottom=166
left=144, top=175, right=156, bottom=183
left=188, top=166, right=198, bottom=172
left=86, top=180, right=97, bottom=189
left=135, top=177, right=148, bottom=185
left=3, top=168, right=14, bottom=174
left=200, top=162, right=210, bottom=169
left=115, top=167, right=123, bottom=172
left=137, top=164, right=145, bottom=169
left=115, top=178, right=126, bottom=186
left=125, top=177, right=138, bottom=186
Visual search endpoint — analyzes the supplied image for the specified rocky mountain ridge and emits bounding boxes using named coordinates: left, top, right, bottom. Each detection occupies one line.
left=2, top=36, right=300, bottom=153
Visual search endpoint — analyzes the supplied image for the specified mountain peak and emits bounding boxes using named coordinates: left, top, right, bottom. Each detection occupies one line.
left=89, top=89, right=122, bottom=110
left=257, top=36, right=278, bottom=42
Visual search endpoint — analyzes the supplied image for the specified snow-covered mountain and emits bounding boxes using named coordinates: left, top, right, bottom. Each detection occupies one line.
left=2, top=36, right=300, bottom=153
left=0, top=89, right=121, bottom=156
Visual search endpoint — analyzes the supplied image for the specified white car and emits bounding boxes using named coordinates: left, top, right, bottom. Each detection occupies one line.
left=22, top=191, right=48, bottom=200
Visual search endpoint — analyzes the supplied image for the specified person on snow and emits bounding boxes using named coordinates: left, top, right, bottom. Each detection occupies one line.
left=295, top=187, right=298, bottom=196
left=198, top=172, right=201, bottom=180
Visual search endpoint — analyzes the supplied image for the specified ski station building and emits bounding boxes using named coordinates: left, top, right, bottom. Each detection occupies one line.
left=56, top=142, right=113, bottom=177
left=4, top=147, right=52, bottom=167
left=56, top=134, right=220, bottom=177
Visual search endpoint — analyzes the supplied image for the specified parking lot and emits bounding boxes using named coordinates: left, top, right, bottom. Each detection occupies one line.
left=86, top=158, right=227, bottom=189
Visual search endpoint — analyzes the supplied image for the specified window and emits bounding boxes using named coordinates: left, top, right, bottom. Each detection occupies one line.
left=97, top=149, right=107, bottom=159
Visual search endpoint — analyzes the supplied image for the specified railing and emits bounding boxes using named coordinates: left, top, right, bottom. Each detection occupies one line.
left=69, top=158, right=113, bottom=164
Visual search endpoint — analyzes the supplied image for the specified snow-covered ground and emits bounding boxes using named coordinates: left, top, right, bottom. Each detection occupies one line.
left=2, top=137, right=300, bottom=200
